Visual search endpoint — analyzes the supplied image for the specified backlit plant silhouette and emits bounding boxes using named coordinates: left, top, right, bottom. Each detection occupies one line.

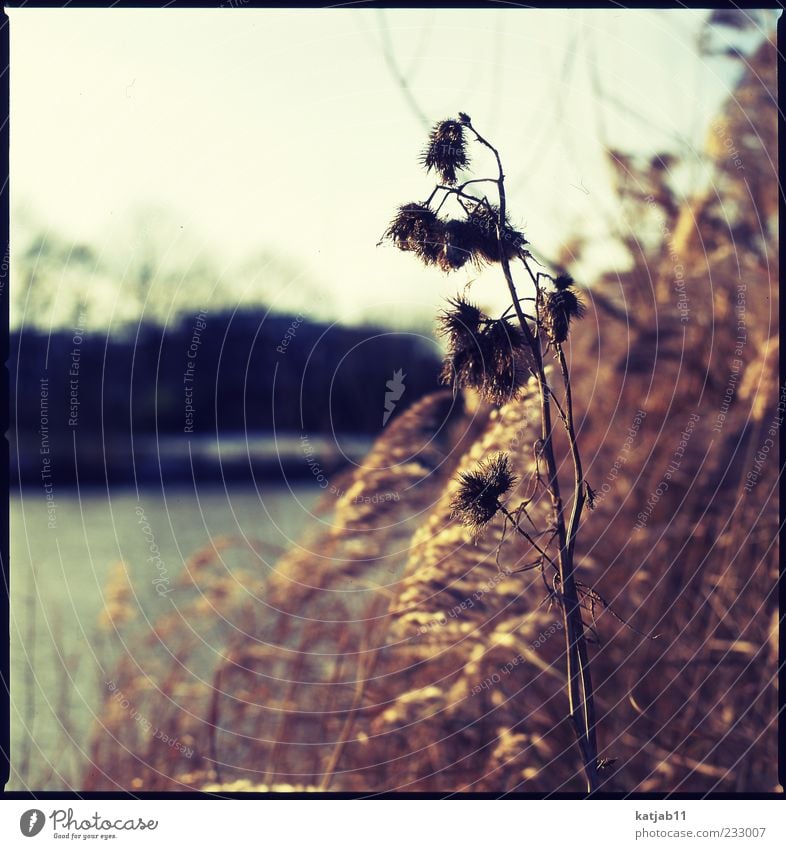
left=382, top=114, right=603, bottom=791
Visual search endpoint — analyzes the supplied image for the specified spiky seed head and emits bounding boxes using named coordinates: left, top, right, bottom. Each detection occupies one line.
left=553, top=273, right=574, bottom=291
left=439, top=310, right=533, bottom=406
left=437, top=296, right=483, bottom=346
left=421, top=119, right=470, bottom=185
left=450, top=453, right=516, bottom=533
left=438, top=299, right=489, bottom=393
left=478, top=318, right=533, bottom=405
left=437, top=219, right=476, bottom=272
left=464, top=203, right=528, bottom=264
left=382, top=201, right=527, bottom=273
left=439, top=212, right=528, bottom=271
left=440, top=344, right=486, bottom=394
left=383, top=203, right=445, bottom=266
left=544, top=288, right=585, bottom=344
left=482, top=316, right=526, bottom=359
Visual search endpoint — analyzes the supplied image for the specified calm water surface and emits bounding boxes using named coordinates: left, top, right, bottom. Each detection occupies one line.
left=9, top=483, right=320, bottom=789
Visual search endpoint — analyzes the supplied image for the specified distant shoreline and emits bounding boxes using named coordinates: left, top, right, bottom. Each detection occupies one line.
left=11, top=431, right=375, bottom=486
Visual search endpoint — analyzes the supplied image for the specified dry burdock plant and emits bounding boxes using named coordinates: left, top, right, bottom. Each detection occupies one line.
left=83, top=35, right=778, bottom=793
left=382, top=113, right=604, bottom=791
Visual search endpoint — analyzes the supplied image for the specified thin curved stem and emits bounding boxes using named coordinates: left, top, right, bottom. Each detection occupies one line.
left=500, top=505, right=558, bottom=572
left=468, top=119, right=600, bottom=793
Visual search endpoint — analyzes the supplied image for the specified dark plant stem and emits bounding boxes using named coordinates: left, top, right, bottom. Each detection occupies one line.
left=468, top=121, right=599, bottom=793
left=554, top=342, right=599, bottom=792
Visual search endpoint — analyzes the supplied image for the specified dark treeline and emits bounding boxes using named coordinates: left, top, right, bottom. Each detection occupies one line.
left=12, top=309, right=441, bottom=484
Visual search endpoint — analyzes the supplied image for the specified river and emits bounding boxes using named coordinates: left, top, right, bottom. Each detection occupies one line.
left=8, top=483, right=321, bottom=790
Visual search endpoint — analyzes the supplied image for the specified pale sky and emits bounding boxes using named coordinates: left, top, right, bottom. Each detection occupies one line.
left=8, top=7, right=767, bottom=329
